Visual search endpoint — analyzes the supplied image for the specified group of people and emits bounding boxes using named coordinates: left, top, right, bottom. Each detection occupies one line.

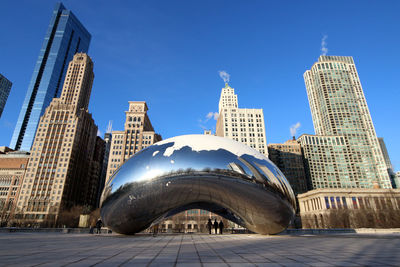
left=207, top=219, right=224, bottom=234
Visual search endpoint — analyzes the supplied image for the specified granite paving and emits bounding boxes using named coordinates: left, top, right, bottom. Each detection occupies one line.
left=0, top=232, right=399, bottom=266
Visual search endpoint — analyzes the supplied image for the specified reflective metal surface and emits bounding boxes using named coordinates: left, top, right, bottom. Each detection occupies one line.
left=100, top=135, right=296, bottom=235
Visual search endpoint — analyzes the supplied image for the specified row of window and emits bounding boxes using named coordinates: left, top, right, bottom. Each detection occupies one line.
left=304, top=196, right=400, bottom=212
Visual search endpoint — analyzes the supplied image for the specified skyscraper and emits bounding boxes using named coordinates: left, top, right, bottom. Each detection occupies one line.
left=216, top=83, right=268, bottom=156
left=301, top=55, right=391, bottom=189
left=0, top=74, right=12, bottom=118
left=10, top=3, right=91, bottom=151
left=106, top=102, right=162, bottom=184
left=378, top=137, right=396, bottom=187
left=15, top=53, right=102, bottom=225
left=268, top=139, right=308, bottom=194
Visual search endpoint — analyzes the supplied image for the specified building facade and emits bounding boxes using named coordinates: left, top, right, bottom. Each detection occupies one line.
left=0, top=74, right=12, bottom=118
left=105, top=101, right=161, bottom=184
left=268, top=139, right=308, bottom=194
left=10, top=3, right=91, bottom=151
left=203, top=130, right=212, bottom=135
left=378, top=137, right=396, bottom=187
left=0, top=150, right=29, bottom=226
left=298, top=188, right=400, bottom=229
left=394, top=172, right=400, bottom=189
left=14, top=53, right=102, bottom=225
left=303, top=56, right=391, bottom=189
left=216, top=83, right=267, bottom=156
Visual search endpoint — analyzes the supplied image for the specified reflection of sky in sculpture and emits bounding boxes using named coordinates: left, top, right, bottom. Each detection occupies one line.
left=107, top=136, right=295, bottom=207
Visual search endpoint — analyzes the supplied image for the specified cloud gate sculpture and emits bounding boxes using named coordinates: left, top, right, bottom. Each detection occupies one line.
left=100, top=135, right=296, bottom=235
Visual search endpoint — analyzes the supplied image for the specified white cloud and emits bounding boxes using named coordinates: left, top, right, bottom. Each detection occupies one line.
left=290, top=122, right=301, bottom=137
left=218, top=70, right=230, bottom=83
left=205, top=112, right=219, bottom=122
left=198, top=112, right=219, bottom=131
left=321, top=35, right=328, bottom=56
left=213, top=112, right=219, bottom=120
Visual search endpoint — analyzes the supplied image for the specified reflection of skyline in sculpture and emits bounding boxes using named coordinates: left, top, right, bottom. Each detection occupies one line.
left=100, top=135, right=296, bottom=235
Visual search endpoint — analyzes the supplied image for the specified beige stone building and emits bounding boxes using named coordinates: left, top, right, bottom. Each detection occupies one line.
left=268, top=139, right=308, bottom=195
left=14, top=53, right=103, bottom=225
left=0, top=150, right=29, bottom=226
left=106, top=101, right=162, bottom=184
left=216, top=83, right=267, bottom=156
left=298, top=188, right=400, bottom=228
left=203, top=130, right=213, bottom=135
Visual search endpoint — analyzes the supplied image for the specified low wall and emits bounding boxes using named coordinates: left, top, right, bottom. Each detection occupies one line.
left=0, top=227, right=111, bottom=234
left=1, top=227, right=399, bottom=235
left=281, top=228, right=400, bottom=235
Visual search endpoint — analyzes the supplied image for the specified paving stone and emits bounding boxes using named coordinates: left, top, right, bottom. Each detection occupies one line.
left=0, top=232, right=399, bottom=266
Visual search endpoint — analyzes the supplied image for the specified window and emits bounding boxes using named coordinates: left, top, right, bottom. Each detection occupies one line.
left=336, top=197, right=342, bottom=209
left=330, top=197, right=336, bottom=209
left=325, top=197, right=330, bottom=209
left=342, top=197, right=347, bottom=209
left=358, top=197, right=364, bottom=209
left=352, top=197, right=358, bottom=209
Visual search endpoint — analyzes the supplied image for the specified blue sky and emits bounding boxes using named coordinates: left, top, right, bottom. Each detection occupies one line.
left=0, top=0, right=399, bottom=171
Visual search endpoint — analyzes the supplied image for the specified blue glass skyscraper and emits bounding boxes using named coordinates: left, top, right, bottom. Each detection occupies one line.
left=10, top=2, right=91, bottom=151
left=0, top=74, right=12, bottom=118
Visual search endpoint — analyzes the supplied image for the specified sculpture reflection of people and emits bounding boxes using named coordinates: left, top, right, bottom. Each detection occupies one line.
left=213, top=219, right=218, bottom=234
left=96, top=218, right=102, bottom=234
left=207, top=219, right=212, bottom=234
left=219, top=220, right=224, bottom=235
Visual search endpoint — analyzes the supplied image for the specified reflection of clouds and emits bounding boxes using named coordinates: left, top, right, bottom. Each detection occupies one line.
left=157, top=135, right=266, bottom=160
left=170, top=160, right=175, bottom=164
left=152, top=151, right=159, bottom=157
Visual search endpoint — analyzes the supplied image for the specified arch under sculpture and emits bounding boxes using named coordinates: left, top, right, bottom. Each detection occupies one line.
left=100, top=135, right=296, bottom=235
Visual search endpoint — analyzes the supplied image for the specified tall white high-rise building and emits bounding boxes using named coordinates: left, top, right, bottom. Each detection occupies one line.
left=301, top=55, right=391, bottom=189
left=216, top=83, right=267, bottom=156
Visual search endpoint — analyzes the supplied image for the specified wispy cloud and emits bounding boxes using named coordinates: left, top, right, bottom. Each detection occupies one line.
left=218, top=70, right=230, bottom=83
left=206, top=112, right=219, bottom=121
left=290, top=122, right=301, bottom=137
left=321, top=35, right=328, bottom=56
left=198, top=112, right=219, bottom=131
left=106, top=120, right=113, bottom=133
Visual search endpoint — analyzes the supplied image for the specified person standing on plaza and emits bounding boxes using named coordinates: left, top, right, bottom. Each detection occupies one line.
left=96, top=218, right=102, bottom=234
left=219, top=220, right=224, bottom=235
left=207, top=219, right=212, bottom=234
left=213, top=219, right=218, bottom=234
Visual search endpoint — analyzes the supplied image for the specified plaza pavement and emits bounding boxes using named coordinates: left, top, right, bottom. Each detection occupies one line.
left=0, top=232, right=399, bottom=267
